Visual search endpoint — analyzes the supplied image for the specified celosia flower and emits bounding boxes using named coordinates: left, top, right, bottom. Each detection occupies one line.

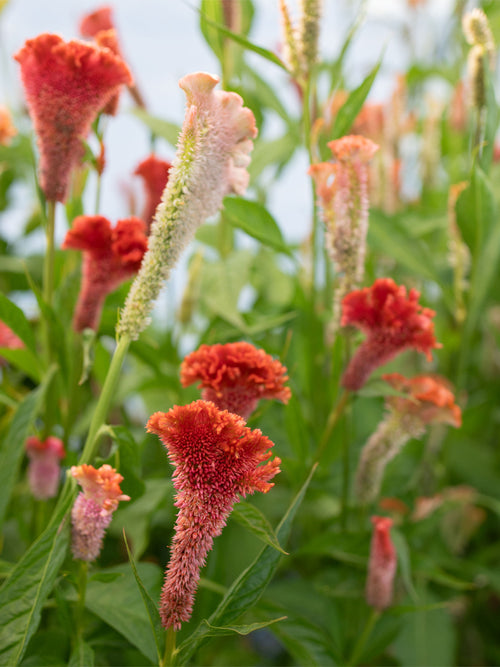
left=79, top=6, right=114, bottom=35
left=147, top=400, right=280, bottom=630
left=134, top=155, right=172, bottom=232
left=279, top=0, right=322, bottom=83
left=341, top=278, right=440, bottom=391
left=117, top=72, right=257, bottom=341
left=0, top=321, right=24, bottom=366
left=366, top=516, right=397, bottom=611
left=0, top=106, right=17, bottom=146
left=355, top=373, right=461, bottom=504
left=25, top=435, right=65, bottom=500
left=71, top=463, right=130, bottom=561
left=180, top=342, right=291, bottom=420
left=62, top=215, right=148, bottom=332
left=14, top=34, right=132, bottom=201
left=309, top=135, right=378, bottom=333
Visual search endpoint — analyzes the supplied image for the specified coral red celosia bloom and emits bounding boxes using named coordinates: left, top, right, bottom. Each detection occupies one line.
left=147, top=399, right=281, bottom=630
left=79, top=6, right=114, bottom=35
left=134, top=155, right=172, bottom=232
left=0, top=321, right=24, bottom=365
left=383, top=373, right=462, bottom=428
left=62, top=215, right=148, bottom=332
left=25, top=436, right=65, bottom=500
left=14, top=34, right=132, bottom=201
left=366, top=516, right=397, bottom=611
left=341, top=278, right=441, bottom=391
left=71, top=463, right=130, bottom=561
left=180, top=342, right=291, bottom=420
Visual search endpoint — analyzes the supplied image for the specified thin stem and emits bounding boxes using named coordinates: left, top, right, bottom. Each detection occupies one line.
left=43, top=200, right=56, bottom=307
left=76, top=561, right=88, bottom=642
left=314, top=391, right=350, bottom=462
left=348, top=609, right=380, bottom=666
left=78, top=334, right=130, bottom=465
left=161, top=626, right=176, bottom=667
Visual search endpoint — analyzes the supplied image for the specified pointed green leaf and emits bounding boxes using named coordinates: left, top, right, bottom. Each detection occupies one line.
left=132, top=108, right=181, bottom=147
left=232, top=501, right=288, bottom=554
left=456, top=164, right=495, bottom=255
left=223, top=197, right=290, bottom=255
left=267, top=612, right=337, bottom=667
left=331, top=59, right=381, bottom=140
left=68, top=639, right=95, bottom=667
left=199, top=0, right=225, bottom=59
left=0, top=347, right=41, bottom=382
left=0, top=293, right=37, bottom=353
left=200, top=616, right=287, bottom=637
left=392, top=529, right=418, bottom=602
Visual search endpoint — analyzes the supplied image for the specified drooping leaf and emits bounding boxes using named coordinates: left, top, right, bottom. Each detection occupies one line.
left=231, top=501, right=288, bottom=554
left=200, top=616, right=287, bottom=637
left=223, top=197, right=290, bottom=254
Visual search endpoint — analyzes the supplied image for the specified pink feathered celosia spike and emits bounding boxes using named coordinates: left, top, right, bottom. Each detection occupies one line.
left=341, top=278, right=440, bottom=391
left=25, top=435, right=65, bottom=500
left=147, top=400, right=280, bottom=630
left=366, top=516, right=397, bottom=611
left=180, top=341, right=291, bottom=420
left=14, top=34, right=132, bottom=202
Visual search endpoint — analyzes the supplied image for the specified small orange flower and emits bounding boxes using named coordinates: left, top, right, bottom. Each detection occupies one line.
left=0, top=106, right=17, bottom=146
left=134, top=155, right=172, bottom=232
left=180, top=342, right=291, bottom=419
left=14, top=34, right=132, bottom=201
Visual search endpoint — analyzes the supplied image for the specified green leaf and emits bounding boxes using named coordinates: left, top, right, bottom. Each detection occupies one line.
left=68, top=639, right=95, bottom=667
left=199, top=0, right=225, bottom=60
left=223, top=197, right=290, bottom=254
left=326, top=8, right=366, bottom=95
left=456, top=164, right=495, bottom=256
left=392, top=529, right=418, bottom=602
left=248, top=133, right=298, bottom=179
left=268, top=613, right=337, bottom=666
left=0, top=364, right=58, bottom=530
left=331, top=59, right=381, bottom=140
left=84, top=562, right=163, bottom=664
left=0, top=486, right=73, bottom=665
left=123, top=533, right=164, bottom=665
left=0, top=292, right=37, bottom=353
left=0, top=347, right=41, bottom=382
left=175, top=464, right=317, bottom=665
left=132, top=108, right=180, bottom=147
left=200, top=616, right=286, bottom=638
left=103, top=425, right=146, bottom=500
left=479, top=55, right=499, bottom=172
left=231, top=501, right=288, bottom=554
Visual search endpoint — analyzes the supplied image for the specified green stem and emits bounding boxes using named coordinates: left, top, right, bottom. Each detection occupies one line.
left=76, top=561, right=88, bottom=642
left=43, top=200, right=56, bottom=306
left=78, top=334, right=130, bottom=465
left=161, top=626, right=176, bottom=667
left=314, top=391, right=350, bottom=462
left=348, top=609, right=380, bottom=666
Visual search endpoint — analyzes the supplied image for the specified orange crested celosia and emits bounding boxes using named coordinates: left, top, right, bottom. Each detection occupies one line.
left=62, top=215, right=148, bottom=332
left=117, top=72, right=257, bottom=341
left=147, top=400, right=281, bottom=630
left=25, top=435, right=65, bottom=500
left=180, top=342, right=291, bottom=420
left=79, top=5, right=114, bottom=35
left=71, top=463, right=130, bottom=561
left=134, top=155, right=172, bottom=233
left=0, top=106, right=17, bottom=146
left=355, top=373, right=461, bottom=504
left=341, top=278, right=440, bottom=391
left=14, top=34, right=132, bottom=202
left=366, top=516, right=397, bottom=611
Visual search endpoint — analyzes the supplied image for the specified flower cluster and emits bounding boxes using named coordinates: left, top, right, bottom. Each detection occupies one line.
left=71, top=464, right=130, bottom=561
left=62, top=215, right=148, bottom=332
left=147, top=400, right=280, bottom=630
left=180, top=342, right=291, bottom=419
left=25, top=436, right=65, bottom=500
left=341, top=278, right=440, bottom=391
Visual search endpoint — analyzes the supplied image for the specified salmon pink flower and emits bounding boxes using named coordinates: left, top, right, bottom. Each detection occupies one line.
left=147, top=400, right=280, bottom=630
left=79, top=6, right=114, bottom=36
left=25, top=436, right=65, bottom=500
left=117, top=72, right=257, bottom=340
left=134, top=155, right=172, bottom=232
left=0, top=321, right=24, bottom=365
left=71, top=463, right=130, bottom=561
left=366, top=516, right=397, bottom=611
left=180, top=342, right=291, bottom=419
left=355, top=373, right=461, bottom=504
left=62, top=215, right=148, bottom=332
left=14, top=34, right=132, bottom=201
left=0, top=106, right=17, bottom=146
left=341, top=278, right=440, bottom=391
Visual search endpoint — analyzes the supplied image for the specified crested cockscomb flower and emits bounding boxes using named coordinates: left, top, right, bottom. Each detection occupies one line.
left=180, top=342, right=291, bottom=420
left=0, top=106, right=17, bottom=146
left=355, top=373, right=461, bottom=504
left=147, top=400, right=280, bottom=630
left=309, top=136, right=378, bottom=333
left=341, top=278, right=440, bottom=391
left=117, top=72, right=257, bottom=340
left=79, top=5, right=114, bottom=35
left=62, top=215, right=148, bottom=332
left=366, top=516, right=397, bottom=611
left=25, top=435, right=65, bottom=500
left=14, top=34, right=132, bottom=202
left=71, top=463, right=130, bottom=561
left=0, top=321, right=24, bottom=366
left=134, top=155, right=172, bottom=232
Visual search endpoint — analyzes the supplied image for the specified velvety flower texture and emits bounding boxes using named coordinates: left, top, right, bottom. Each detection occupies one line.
left=341, top=278, right=440, bottom=391
left=14, top=34, right=132, bottom=201
left=147, top=400, right=281, bottom=630
left=355, top=373, right=461, bottom=504
left=180, top=342, right=292, bottom=420
left=62, top=215, right=148, bottom=332
left=134, top=155, right=172, bottom=232
left=117, top=72, right=257, bottom=340
left=0, top=321, right=24, bottom=365
left=366, top=516, right=397, bottom=611
left=71, top=463, right=130, bottom=561
left=25, top=436, right=65, bottom=500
